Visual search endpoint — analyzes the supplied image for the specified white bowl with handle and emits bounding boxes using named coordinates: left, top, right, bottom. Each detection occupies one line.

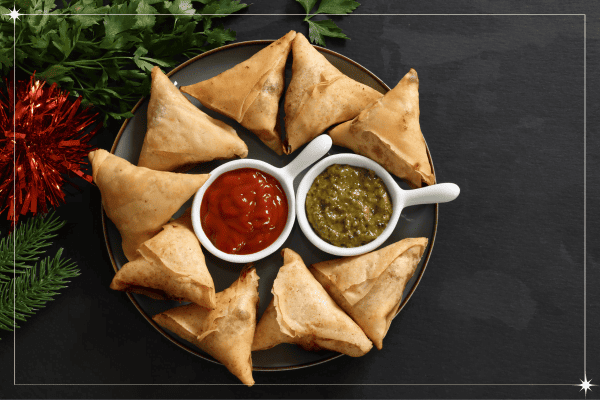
left=296, top=153, right=460, bottom=257
left=191, top=135, right=333, bottom=263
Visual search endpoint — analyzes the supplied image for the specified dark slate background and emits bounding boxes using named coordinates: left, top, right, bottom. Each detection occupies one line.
left=3, top=1, right=599, bottom=398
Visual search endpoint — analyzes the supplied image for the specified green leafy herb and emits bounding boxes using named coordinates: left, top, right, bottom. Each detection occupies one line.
left=0, top=212, right=80, bottom=337
left=295, top=0, right=360, bottom=46
left=0, top=0, right=248, bottom=125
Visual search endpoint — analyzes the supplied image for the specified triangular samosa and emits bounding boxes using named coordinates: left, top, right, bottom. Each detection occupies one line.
left=110, top=210, right=216, bottom=309
left=153, top=267, right=260, bottom=386
left=310, top=238, right=428, bottom=350
left=89, top=149, right=209, bottom=261
left=329, top=69, right=435, bottom=188
left=283, top=33, right=383, bottom=154
left=181, top=31, right=297, bottom=155
left=252, top=248, right=372, bottom=357
left=137, top=67, right=248, bottom=171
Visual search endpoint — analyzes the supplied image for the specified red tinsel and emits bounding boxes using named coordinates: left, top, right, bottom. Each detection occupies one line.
left=0, top=73, right=100, bottom=228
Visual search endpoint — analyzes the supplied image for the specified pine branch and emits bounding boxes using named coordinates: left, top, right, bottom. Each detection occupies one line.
left=0, top=248, right=80, bottom=334
left=0, top=212, right=80, bottom=338
left=0, top=211, right=66, bottom=282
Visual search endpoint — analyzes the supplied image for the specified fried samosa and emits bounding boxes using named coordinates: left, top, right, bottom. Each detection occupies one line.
left=283, top=33, right=383, bottom=154
left=181, top=31, right=297, bottom=155
left=252, top=248, right=372, bottom=357
left=310, top=238, right=428, bottom=350
left=153, top=267, right=260, bottom=386
left=110, top=210, right=216, bottom=309
left=328, top=69, right=435, bottom=188
left=137, top=67, right=248, bottom=171
left=89, top=149, right=209, bottom=261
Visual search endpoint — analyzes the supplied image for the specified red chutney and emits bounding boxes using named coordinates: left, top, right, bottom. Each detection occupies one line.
left=200, top=168, right=288, bottom=255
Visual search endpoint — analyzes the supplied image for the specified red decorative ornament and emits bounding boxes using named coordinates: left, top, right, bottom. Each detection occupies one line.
left=0, top=73, right=100, bottom=227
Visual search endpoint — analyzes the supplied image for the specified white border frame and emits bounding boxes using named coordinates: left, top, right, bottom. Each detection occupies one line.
left=4, top=8, right=593, bottom=394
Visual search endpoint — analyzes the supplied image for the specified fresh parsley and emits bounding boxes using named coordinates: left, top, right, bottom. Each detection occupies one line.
left=0, top=0, right=248, bottom=125
left=295, top=0, right=360, bottom=47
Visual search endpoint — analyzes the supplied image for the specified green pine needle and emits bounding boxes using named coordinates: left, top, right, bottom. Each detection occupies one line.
left=0, top=211, right=65, bottom=282
left=0, top=214, right=80, bottom=337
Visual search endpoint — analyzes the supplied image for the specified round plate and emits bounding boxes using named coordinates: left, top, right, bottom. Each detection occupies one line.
left=103, top=40, right=438, bottom=371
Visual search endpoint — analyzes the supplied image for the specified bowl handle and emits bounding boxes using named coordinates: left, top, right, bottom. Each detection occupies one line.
left=280, top=135, right=333, bottom=180
left=402, top=183, right=460, bottom=208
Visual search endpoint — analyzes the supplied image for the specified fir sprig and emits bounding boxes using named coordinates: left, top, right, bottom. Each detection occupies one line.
left=0, top=213, right=80, bottom=336
left=0, top=211, right=66, bottom=280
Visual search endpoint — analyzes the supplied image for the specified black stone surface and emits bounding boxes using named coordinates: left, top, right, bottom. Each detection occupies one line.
left=2, top=1, right=599, bottom=398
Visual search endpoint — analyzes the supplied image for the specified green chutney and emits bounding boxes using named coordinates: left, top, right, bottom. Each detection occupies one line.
left=305, top=164, right=393, bottom=248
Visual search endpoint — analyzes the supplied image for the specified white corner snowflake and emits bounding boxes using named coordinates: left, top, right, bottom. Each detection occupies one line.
left=575, top=373, right=597, bottom=397
left=5, top=5, right=20, bottom=20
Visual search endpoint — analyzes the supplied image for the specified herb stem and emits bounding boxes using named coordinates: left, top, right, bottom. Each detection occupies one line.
left=62, top=57, right=134, bottom=67
left=72, top=74, right=86, bottom=91
left=17, top=65, right=35, bottom=76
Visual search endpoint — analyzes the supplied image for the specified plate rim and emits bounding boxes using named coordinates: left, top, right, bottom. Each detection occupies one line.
left=101, top=39, right=439, bottom=372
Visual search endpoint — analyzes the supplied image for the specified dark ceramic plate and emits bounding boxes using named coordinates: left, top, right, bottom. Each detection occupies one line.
left=103, top=40, right=438, bottom=371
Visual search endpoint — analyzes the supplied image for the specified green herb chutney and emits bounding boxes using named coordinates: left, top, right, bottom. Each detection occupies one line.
left=305, top=164, right=393, bottom=248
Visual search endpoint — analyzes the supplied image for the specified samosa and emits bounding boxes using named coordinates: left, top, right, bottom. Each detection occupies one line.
left=283, top=33, right=383, bottom=154
left=181, top=31, right=297, bottom=155
left=110, top=210, right=216, bottom=309
left=153, top=267, right=260, bottom=386
left=329, top=69, right=435, bottom=188
left=252, top=248, right=372, bottom=357
left=137, top=66, right=248, bottom=171
left=310, top=238, right=428, bottom=350
left=89, top=149, right=209, bottom=261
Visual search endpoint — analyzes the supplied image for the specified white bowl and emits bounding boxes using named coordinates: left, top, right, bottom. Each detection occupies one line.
left=191, top=135, right=333, bottom=263
left=296, top=154, right=460, bottom=257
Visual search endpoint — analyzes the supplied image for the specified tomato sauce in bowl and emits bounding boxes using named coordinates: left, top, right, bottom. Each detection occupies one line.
left=200, top=168, right=288, bottom=255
